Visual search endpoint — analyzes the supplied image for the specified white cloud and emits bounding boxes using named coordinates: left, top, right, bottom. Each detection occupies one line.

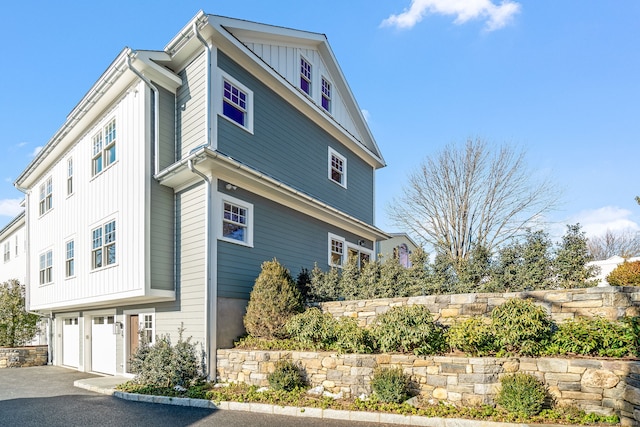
left=30, top=146, right=43, bottom=157
left=381, top=0, right=521, bottom=31
left=568, top=206, right=640, bottom=238
left=0, top=198, right=24, bottom=218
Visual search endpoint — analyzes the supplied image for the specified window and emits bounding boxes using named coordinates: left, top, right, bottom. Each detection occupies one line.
left=92, top=119, right=116, bottom=176
left=328, top=148, right=347, bottom=187
left=14, top=235, right=18, bottom=256
left=142, top=313, right=155, bottom=344
left=39, top=250, right=53, bottom=285
left=92, top=220, right=116, bottom=269
left=321, top=77, right=332, bottom=112
left=39, top=177, right=53, bottom=215
left=300, top=57, right=312, bottom=95
left=394, top=244, right=411, bottom=268
left=65, top=240, right=75, bottom=277
left=67, top=158, right=73, bottom=195
left=3, top=242, right=9, bottom=263
left=347, top=245, right=373, bottom=270
left=328, top=233, right=345, bottom=267
left=219, top=194, right=253, bottom=247
left=218, top=71, right=253, bottom=133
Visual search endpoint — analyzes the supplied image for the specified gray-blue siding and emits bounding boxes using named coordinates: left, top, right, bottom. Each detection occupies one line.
left=217, top=52, right=375, bottom=225
left=216, top=181, right=363, bottom=300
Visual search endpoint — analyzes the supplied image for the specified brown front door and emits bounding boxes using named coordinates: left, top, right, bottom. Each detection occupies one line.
left=128, top=315, right=139, bottom=373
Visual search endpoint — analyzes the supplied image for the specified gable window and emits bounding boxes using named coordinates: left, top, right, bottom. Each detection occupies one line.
left=218, top=194, right=253, bottom=247
left=92, top=220, right=116, bottom=269
left=328, top=233, right=345, bottom=267
left=67, top=158, right=74, bottom=195
left=300, top=57, right=312, bottom=95
left=39, top=177, right=53, bottom=215
left=321, top=77, right=332, bottom=112
left=65, top=240, right=75, bottom=277
left=39, top=250, right=53, bottom=285
left=328, top=148, right=347, bottom=188
left=218, top=71, right=254, bottom=133
left=92, top=119, right=116, bottom=176
left=3, top=242, right=9, bottom=263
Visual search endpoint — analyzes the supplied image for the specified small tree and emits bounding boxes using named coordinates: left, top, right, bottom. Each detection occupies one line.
left=554, top=224, right=598, bottom=288
left=0, top=280, right=39, bottom=347
left=244, top=259, right=304, bottom=339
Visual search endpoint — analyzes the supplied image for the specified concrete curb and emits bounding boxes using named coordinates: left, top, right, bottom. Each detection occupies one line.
left=73, top=378, right=579, bottom=427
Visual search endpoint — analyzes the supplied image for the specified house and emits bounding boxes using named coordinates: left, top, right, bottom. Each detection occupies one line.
left=0, top=210, right=26, bottom=285
left=588, top=255, right=640, bottom=286
left=376, top=233, right=420, bottom=267
left=12, top=11, right=386, bottom=377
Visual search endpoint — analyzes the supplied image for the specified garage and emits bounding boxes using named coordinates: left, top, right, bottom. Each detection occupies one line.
left=61, top=317, right=79, bottom=368
left=91, top=315, right=116, bottom=375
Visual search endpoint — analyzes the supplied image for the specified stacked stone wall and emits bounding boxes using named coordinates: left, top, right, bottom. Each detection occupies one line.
left=0, top=345, right=48, bottom=368
left=316, top=286, right=640, bottom=326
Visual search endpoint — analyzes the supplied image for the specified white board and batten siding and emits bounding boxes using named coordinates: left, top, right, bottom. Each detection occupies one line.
left=242, top=40, right=363, bottom=143
left=28, top=81, right=151, bottom=310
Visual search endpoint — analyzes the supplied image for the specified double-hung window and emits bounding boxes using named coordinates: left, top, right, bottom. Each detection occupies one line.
left=347, top=245, right=372, bottom=270
left=39, top=250, right=53, bottom=285
left=321, top=77, right=332, bottom=112
left=218, top=71, right=253, bottom=133
left=219, top=194, right=253, bottom=247
left=39, top=177, right=53, bottom=215
left=3, top=242, right=9, bottom=263
left=65, top=240, right=75, bottom=277
left=92, top=119, right=116, bottom=176
left=142, top=313, right=155, bottom=344
left=92, top=220, right=116, bottom=269
left=300, top=57, right=312, bottom=95
left=328, top=233, right=345, bottom=267
left=328, top=148, right=347, bottom=188
left=67, top=158, right=73, bottom=196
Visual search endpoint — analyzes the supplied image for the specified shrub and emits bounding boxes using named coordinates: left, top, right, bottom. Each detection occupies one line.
left=372, top=305, right=446, bottom=355
left=267, top=360, right=307, bottom=391
left=332, top=317, right=373, bottom=353
left=371, top=367, right=410, bottom=403
left=130, top=326, right=205, bottom=387
left=285, top=308, right=337, bottom=347
left=491, top=299, right=554, bottom=356
left=244, top=259, right=304, bottom=339
left=0, top=280, right=40, bottom=347
left=547, top=316, right=635, bottom=357
left=496, top=373, right=547, bottom=416
left=606, top=261, right=640, bottom=286
left=447, top=317, right=497, bottom=356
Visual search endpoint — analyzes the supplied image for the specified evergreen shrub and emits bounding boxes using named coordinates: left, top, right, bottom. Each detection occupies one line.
left=606, top=261, right=640, bottom=286
left=370, top=367, right=410, bottom=403
left=447, top=317, right=497, bottom=356
left=267, top=360, right=307, bottom=391
left=372, top=305, right=446, bottom=355
left=547, top=316, right=636, bottom=357
left=496, top=373, right=547, bottom=416
left=491, top=299, right=554, bottom=356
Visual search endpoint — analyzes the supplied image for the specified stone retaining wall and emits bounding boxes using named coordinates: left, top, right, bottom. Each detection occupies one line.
left=316, top=286, right=640, bottom=326
left=0, top=345, right=48, bottom=368
left=216, top=350, right=640, bottom=425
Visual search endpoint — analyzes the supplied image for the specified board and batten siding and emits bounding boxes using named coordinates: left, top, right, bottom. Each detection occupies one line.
left=241, top=41, right=361, bottom=142
left=156, top=85, right=176, bottom=170
left=152, top=183, right=207, bottom=342
left=28, top=81, right=150, bottom=309
left=177, top=51, right=207, bottom=160
left=216, top=52, right=374, bottom=224
left=216, top=182, right=365, bottom=300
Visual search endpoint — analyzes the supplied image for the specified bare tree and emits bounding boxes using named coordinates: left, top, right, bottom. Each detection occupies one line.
left=388, top=140, right=559, bottom=262
left=588, top=228, right=640, bottom=260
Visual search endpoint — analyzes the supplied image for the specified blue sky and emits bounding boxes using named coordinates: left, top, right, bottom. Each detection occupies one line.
left=1, top=1, right=638, bottom=242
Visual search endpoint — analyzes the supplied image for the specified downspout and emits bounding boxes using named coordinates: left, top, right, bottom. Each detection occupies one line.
left=192, top=21, right=217, bottom=380
left=127, top=54, right=161, bottom=176
left=15, top=188, right=53, bottom=364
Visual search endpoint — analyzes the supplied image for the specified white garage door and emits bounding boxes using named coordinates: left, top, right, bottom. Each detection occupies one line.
left=62, top=317, right=79, bottom=368
left=91, top=315, right=116, bottom=375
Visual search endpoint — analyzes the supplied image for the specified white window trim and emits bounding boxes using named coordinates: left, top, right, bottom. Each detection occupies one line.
left=65, top=239, right=75, bottom=279
left=328, top=233, right=346, bottom=268
left=346, top=243, right=374, bottom=268
left=216, top=192, right=254, bottom=248
left=299, top=54, right=313, bottom=96
left=90, top=218, right=117, bottom=271
left=39, top=176, right=53, bottom=216
left=328, top=147, right=347, bottom=188
left=321, top=75, right=332, bottom=113
left=67, top=157, right=74, bottom=197
left=39, top=249, right=53, bottom=286
left=216, top=69, right=254, bottom=134
left=91, top=118, right=117, bottom=178
left=3, top=241, right=10, bottom=263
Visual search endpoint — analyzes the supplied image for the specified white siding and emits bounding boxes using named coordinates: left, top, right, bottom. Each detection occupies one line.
left=28, top=81, right=149, bottom=309
left=242, top=41, right=362, bottom=141
left=0, top=221, right=26, bottom=284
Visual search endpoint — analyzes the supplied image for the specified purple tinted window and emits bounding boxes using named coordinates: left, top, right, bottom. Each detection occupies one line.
left=223, top=80, right=247, bottom=126
left=321, top=78, right=331, bottom=111
left=300, top=58, right=311, bottom=94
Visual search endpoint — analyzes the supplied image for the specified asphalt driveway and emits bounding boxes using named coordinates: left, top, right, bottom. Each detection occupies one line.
left=0, top=366, right=406, bottom=427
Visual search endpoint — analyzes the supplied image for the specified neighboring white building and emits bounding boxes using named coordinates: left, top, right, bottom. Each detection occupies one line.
left=588, top=255, right=640, bottom=286
left=0, top=211, right=26, bottom=285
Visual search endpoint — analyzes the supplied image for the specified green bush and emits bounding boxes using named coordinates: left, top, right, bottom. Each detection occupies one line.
left=0, top=280, right=40, bottom=347
left=606, top=261, right=640, bottom=286
left=491, top=299, right=554, bottom=356
left=447, top=317, right=497, bottom=356
left=547, top=316, right=636, bottom=357
left=496, top=373, right=547, bottom=416
left=244, top=259, right=304, bottom=339
left=372, top=305, right=446, bottom=355
left=267, top=360, right=307, bottom=391
left=130, top=326, right=204, bottom=388
left=371, top=367, right=410, bottom=403
left=285, top=308, right=337, bottom=347
left=332, top=317, right=373, bottom=354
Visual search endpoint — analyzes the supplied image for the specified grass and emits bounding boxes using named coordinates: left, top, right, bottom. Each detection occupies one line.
left=116, top=381, right=620, bottom=426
